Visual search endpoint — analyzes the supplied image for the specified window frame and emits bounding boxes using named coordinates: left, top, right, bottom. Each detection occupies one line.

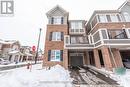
left=50, top=50, right=61, bottom=62
left=70, top=21, right=83, bottom=29
left=52, top=32, right=61, bottom=41
left=53, top=16, right=63, bottom=24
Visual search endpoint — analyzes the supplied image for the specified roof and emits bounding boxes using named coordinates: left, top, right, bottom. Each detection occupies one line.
left=9, top=50, right=23, bottom=55
left=46, top=5, right=69, bottom=17
left=0, top=40, right=19, bottom=44
left=118, top=0, right=130, bottom=10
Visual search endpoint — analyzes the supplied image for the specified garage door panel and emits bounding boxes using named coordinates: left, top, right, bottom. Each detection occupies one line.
left=70, top=56, right=83, bottom=67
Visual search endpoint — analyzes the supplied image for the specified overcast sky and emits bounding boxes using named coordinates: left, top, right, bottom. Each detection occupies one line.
left=0, top=0, right=126, bottom=50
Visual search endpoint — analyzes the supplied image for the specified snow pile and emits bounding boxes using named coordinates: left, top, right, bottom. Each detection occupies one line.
left=110, top=69, right=130, bottom=87
left=0, top=64, right=72, bottom=87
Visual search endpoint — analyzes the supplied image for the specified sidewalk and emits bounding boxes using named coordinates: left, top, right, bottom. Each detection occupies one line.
left=0, top=61, right=42, bottom=71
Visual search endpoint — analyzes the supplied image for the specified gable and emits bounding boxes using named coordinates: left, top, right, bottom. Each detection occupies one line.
left=46, top=5, right=68, bottom=17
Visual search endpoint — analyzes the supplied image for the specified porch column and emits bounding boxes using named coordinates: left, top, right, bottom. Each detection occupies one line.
left=18, top=55, right=20, bottom=62
left=63, top=49, right=68, bottom=69
left=93, top=49, right=101, bottom=69
left=101, top=46, right=113, bottom=71
left=112, top=48, right=124, bottom=67
left=85, top=51, right=90, bottom=65
left=21, top=55, right=23, bottom=62
left=26, top=56, right=29, bottom=61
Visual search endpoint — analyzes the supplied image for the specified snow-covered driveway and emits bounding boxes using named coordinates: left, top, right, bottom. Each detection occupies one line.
left=0, top=64, right=72, bottom=87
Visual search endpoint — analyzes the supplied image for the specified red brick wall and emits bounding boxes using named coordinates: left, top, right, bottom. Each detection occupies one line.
left=43, top=24, right=68, bottom=68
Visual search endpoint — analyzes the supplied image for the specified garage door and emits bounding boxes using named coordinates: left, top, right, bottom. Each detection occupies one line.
left=70, top=56, right=83, bottom=67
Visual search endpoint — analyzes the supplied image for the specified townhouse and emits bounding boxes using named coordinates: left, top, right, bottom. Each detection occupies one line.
left=0, top=39, right=34, bottom=63
left=43, top=0, right=130, bottom=71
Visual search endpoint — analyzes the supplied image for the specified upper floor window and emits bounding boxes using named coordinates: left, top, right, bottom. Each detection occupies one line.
left=123, top=12, right=130, bottom=22
left=98, top=15, right=107, bottom=22
left=71, top=21, right=82, bottom=29
left=51, top=16, right=63, bottom=24
left=70, top=36, right=88, bottom=44
left=97, top=14, right=122, bottom=23
left=110, top=14, right=119, bottom=22
left=49, top=32, right=63, bottom=41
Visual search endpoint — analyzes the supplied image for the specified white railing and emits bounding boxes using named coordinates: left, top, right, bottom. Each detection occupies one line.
left=69, top=28, right=85, bottom=34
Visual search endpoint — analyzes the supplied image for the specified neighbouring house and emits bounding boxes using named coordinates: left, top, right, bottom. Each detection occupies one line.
left=0, top=40, right=34, bottom=63
left=20, top=46, right=34, bottom=62
left=0, top=40, right=23, bottom=62
left=43, top=0, right=130, bottom=71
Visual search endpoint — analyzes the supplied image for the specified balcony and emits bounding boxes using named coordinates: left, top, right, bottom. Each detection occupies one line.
left=93, top=29, right=130, bottom=48
left=64, top=35, right=94, bottom=49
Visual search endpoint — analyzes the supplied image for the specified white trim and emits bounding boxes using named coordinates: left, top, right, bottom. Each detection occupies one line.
left=125, top=28, right=130, bottom=38
left=88, top=35, right=91, bottom=44
left=99, top=30, right=104, bottom=44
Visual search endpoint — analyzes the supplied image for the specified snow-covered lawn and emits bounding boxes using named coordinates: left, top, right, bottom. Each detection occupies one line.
left=88, top=65, right=130, bottom=87
left=0, top=64, right=72, bottom=87
left=110, top=69, right=130, bottom=87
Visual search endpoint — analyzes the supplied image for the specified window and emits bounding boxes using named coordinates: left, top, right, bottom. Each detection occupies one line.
left=71, top=21, right=82, bottom=29
left=70, top=36, right=88, bottom=44
left=51, top=32, right=63, bottom=41
left=110, top=14, right=118, bottom=22
left=71, top=37, right=76, bottom=44
left=98, top=15, right=107, bottom=22
left=78, top=37, right=84, bottom=43
left=48, top=50, right=63, bottom=61
left=123, top=12, right=130, bottom=22
left=51, top=16, right=63, bottom=24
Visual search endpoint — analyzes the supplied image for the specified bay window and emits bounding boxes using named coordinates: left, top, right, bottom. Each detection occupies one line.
left=110, top=14, right=118, bottom=22
left=98, top=15, right=107, bottom=22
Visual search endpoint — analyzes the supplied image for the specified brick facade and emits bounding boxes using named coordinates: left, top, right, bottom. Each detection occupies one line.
left=44, top=1, right=130, bottom=71
left=43, top=25, right=68, bottom=68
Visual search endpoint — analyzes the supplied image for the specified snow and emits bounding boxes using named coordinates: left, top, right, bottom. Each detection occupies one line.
left=110, top=69, right=130, bottom=87
left=0, top=61, right=42, bottom=68
left=87, top=65, right=130, bottom=87
left=0, top=64, right=72, bottom=87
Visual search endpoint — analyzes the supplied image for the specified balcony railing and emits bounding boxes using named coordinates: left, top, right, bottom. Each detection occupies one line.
left=99, top=29, right=130, bottom=47
left=108, top=29, right=127, bottom=39
left=69, top=28, right=85, bottom=34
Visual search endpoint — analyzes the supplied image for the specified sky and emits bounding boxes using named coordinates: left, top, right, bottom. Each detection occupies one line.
left=0, top=0, right=126, bottom=51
